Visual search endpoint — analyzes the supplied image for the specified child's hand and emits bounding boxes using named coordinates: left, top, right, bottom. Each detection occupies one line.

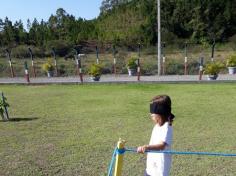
left=137, top=145, right=148, bottom=153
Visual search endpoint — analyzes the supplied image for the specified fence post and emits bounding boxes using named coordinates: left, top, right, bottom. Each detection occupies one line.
left=28, top=48, right=36, bottom=77
left=73, top=48, right=84, bottom=83
left=114, top=139, right=126, bottom=176
left=162, top=42, right=166, bottom=75
left=96, top=46, right=99, bottom=64
left=137, top=43, right=141, bottom=81
left=184, top=42, right=188, bottom=75
left=211, top=40, right=215, bottom=62
left=199, top=57, right=204, bottom=81
left=24, top=61, right=30, bottom=83
left=52, top=48, right=58, bottom=77
left=113, top=45, right=117, bottom=75
left=6, top=49, right=15, bottom=78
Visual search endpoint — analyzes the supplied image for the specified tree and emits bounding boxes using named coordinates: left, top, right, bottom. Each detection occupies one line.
left=14, top=20, right=27, bottom=44
left=100, top=0, right=130, bottom=14
left=1, top=0, right=236, bottom=55
left=2, top=17, right=16, bottom=46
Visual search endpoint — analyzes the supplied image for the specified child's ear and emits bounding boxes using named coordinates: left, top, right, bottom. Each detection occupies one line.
left=154, top=116, right=159, bottom=122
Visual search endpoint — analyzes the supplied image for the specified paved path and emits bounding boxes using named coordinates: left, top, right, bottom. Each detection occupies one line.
left=0, top=74, right=236, bottom=85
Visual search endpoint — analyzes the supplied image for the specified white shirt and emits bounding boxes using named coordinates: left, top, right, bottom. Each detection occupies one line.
left=146, top=122, right=173, bottom=176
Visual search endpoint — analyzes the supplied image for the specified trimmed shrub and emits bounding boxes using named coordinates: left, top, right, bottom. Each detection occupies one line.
left=166, top=60, right=184, bottom=75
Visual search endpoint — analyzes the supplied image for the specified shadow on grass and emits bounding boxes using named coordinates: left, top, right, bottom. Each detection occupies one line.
left=0, top=117, right=39, bottom=122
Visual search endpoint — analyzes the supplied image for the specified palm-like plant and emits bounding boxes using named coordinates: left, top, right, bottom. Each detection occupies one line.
left=0, top=93, right=10, bottom=120
left=204, top=62, right=224, bottom=75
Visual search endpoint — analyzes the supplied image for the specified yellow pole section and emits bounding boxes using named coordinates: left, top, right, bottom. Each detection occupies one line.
left=114, top=139, right=126, bottom=176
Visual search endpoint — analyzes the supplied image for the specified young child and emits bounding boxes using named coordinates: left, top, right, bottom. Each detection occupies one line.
left=137, top=95, right=175, bottom=176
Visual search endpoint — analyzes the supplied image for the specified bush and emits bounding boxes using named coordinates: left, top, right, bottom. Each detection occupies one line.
left=126, top=57, right=138, bottom=69
left=165, top=60, right=184, bottom=75
left=142, top=46, right=157, bottom=55
left=0, top=63, right=5, bottom=72
left=121, top=67, right=128, bottom=74
left=11, top=45, right=46, bottom=58
left=88, top=64, right=103, bottom=77
left=113, top=57, right=126, bottom=74
left=188, top=60, right=200, bottom=75
left=31, top=47, right=46, bottom=58
left=11, top=45, right=28, bottom=58
left=58, top=64, right=66, bottom=76
left=42, top=58, right=55, bottom=72
left=204, top=62, right=224, bottom=75
left=141, top=62, right=157, bottom=75
left=45, top=40, right=72, bottom=57
left=101, top=62, right=112, bottom=74
left=226, top=55, right=236, bottom=67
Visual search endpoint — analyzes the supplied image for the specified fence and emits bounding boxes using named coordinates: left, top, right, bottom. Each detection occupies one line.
left=0, top=44, right=235, bottom=78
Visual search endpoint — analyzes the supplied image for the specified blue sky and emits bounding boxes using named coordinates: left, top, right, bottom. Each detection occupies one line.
left=0, top=0, right=103, bottom=27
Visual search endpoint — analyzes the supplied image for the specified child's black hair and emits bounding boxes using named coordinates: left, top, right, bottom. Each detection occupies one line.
left=150, top=95, right=175, bottom=125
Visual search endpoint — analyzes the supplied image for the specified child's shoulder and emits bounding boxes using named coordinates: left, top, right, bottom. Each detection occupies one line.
left=161, top=122, right=173, bottom=130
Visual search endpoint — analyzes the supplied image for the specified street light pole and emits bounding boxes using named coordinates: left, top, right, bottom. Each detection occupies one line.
left=157, top=0, right=161, bottom=76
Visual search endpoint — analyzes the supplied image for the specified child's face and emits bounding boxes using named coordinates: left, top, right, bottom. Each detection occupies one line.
left=150, top=113, right=161, bottom=124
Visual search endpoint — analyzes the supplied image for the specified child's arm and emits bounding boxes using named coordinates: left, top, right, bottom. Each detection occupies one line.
left=137, top=142, right=167, bottom=153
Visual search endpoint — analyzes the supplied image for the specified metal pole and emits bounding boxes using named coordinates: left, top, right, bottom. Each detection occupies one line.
left=28, top=48, right=36, bottom=77
left=157, top=0, right=161, bottom=76
left=52, top=48, right=58, bottom=76
left=5, top=49, right=15, bottom=78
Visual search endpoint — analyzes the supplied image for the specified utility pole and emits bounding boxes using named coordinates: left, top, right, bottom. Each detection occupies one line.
left=157, top=0, right=161, bottom=76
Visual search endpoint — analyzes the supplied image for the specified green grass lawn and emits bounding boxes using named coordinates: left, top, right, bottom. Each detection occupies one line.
left=0, top=84, right=236, bottom=176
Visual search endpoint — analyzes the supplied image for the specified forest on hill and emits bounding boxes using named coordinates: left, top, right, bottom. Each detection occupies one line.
left=0, top=0, right=236, bottom=57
